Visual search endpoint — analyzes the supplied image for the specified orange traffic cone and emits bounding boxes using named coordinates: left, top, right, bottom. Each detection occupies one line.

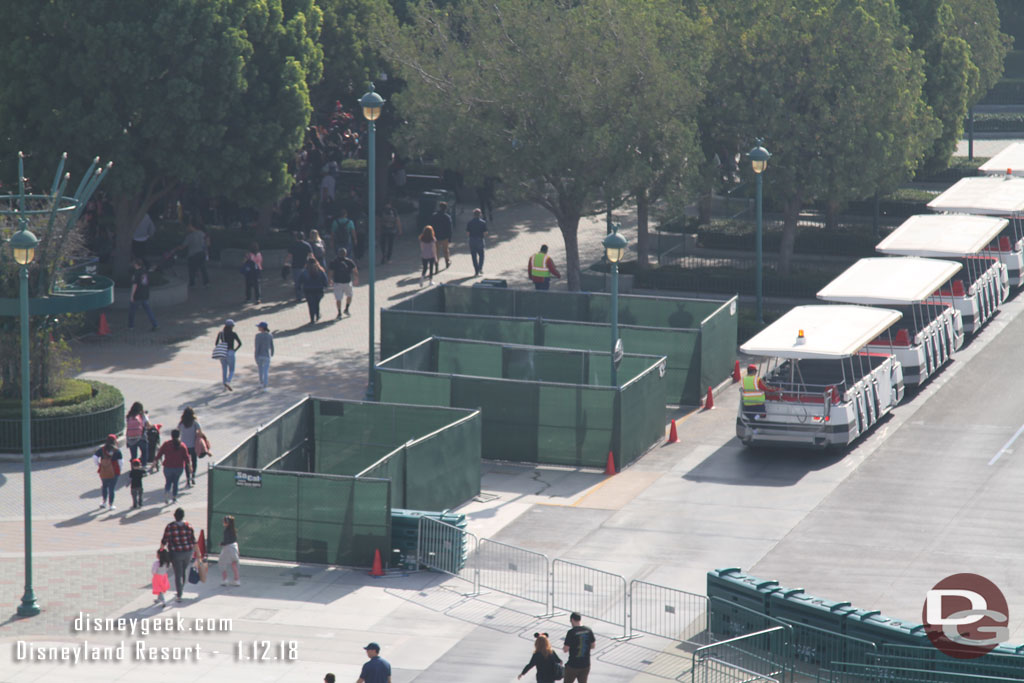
left=604, top=451, right=617, bottom=475
left=704, top=386, right=715, bottom=410
left=98, top=313, right=111, bottom=336
left=369, top=549, right=385, bottom=577
left=732, top=360, right=742, bottom=383
left=667, top=419, right=679, bottom=444
left=197, top=530, right=206, bottom=558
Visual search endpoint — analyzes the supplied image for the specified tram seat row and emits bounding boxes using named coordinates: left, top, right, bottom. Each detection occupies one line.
left=935, top=281, right=967, bottom=297
left=869, top=329, right=911, bottom=347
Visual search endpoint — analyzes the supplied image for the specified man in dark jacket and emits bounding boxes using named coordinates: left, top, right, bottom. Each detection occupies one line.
left=431, top=202, right=453, bottom=269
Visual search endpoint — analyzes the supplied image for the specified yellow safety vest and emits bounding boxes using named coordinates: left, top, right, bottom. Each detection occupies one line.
left=530, top=253, right=549, bottom=278
left=741, top=375, right=765, bottom=405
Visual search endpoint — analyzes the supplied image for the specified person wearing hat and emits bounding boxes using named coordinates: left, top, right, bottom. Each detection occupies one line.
left=128, top=457, right=145, bottom=509
left=254, top=322, right=275, bottom=390
left=92, top=434, right=123, bottom=511
left=357, top=642, right=391, bottom=683
left=741, top=363, right=770, bottom=416
left=215, top=319, right=243, bottom=391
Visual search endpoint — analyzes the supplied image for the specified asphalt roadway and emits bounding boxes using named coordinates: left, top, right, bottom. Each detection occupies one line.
left=3, top=141, right=1024, bottom=680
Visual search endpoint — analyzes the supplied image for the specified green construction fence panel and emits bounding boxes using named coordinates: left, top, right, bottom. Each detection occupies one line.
left=618, top=363, right=667, bottom=468
left=403, top=414, right=481, bottom=510
left=700, top=298, right=739, bottom=395
left=451, top=374, right=540, bottom=462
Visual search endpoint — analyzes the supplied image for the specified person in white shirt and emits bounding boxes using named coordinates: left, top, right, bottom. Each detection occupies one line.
left=132, top=212, right=157, bottom=261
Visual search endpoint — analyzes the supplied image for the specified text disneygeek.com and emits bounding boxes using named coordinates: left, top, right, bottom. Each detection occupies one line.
left=12, top=612, right=235, bottom=664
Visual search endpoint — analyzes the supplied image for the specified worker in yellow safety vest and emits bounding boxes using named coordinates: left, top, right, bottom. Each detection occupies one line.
left=527, top=244, right=561, bottom=290
left=741, top=364, right=768, bottom=415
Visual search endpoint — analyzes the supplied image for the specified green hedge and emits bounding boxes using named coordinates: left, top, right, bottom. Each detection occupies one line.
left=0, top=380, right=124, bottom=452
left=693, top=222, right=883, bottom=257
left=0, top=379, right=93, bottom=415
left=628, top=263, right=840, bottom=300
left=0, top=380, right=122, bottom=420
left=979, top=78, right=1024, bottom=105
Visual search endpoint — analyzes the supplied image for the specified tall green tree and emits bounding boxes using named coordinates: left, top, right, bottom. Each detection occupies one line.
left=313, top=0, right=392, bottom=113
left=0, top=0, right=322, bottom=278
left=378, top=0, right=708, bottom=288
left=701, top=0, right=939, bottom=273
left=946, top=0, right=1012, bottom=105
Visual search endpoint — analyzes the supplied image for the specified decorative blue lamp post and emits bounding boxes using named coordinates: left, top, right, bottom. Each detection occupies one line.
left=602, top=226, right=628, bottom=387
left=747, top=140, right=771, bottom=325
left=360, top=84, right=385, bottom=400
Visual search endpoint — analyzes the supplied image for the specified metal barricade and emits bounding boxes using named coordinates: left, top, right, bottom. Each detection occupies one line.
left=475, top=538, right=550, bottom=610
left=693, top=627, right=792, bottom=683
left=417, top=517, right=478, bottom=591
left=551, top=559, right=628, bottom=636
left=778, top=618, right=876, bottom=681
left=629, top=579, right=710, bottom=645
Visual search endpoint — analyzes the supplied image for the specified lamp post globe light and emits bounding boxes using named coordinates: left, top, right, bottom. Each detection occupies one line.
left=602, top=226, right=628, bottom=387
left=10, top=226, right=39, bottom=617
left=747, top=140, right=771, bottom=325
left=360, top=84, right=385, bottom=400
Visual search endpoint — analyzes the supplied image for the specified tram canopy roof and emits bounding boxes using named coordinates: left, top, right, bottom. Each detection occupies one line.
left=876, top=214, right=1008, bottom=257
left=740, top=305, right=902, bottom=360
left=979, top=143, right=1024, bottom=178
left=817, top=258, right=961, bottom=305
left=928, top=176, right=1024, bottom=215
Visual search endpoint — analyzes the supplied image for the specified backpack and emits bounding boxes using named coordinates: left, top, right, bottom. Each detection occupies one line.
left=552, top=654, right=564, bottom=681
left=98, top=453, right=116, bottom=478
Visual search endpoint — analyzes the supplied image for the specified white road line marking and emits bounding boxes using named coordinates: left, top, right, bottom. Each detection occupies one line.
left=989, top=422, right=1024, bottom=465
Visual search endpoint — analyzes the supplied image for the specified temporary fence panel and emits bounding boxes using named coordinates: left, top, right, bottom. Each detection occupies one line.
left=207, top=467, right=390, bottom=567
left=551, top=559, right=628, bottom=632
left=402, top=412, right=481, bottom=510
left=874, top=644, right=1024, bottom=681
left=700, top=298, right=739, bottom=395
left=451, top=375, right=540, bottom=462
left=503, top=345, right=589, bottom=384
left=535, top=384, right=617, bottom=469
left=694, top=627, right=792, bottom=683
left=391, top=284, right=445, bottom=312
left=446, top=285, right=517, bottom=316
left=220, top=433, right=257, bottom=469
left=256, top=399, right=312, bottom=469
left=376, top=369, right=452, bottom=406
left=475, top=538, right=550, bottom=608
left=358, top=448, right=406, bottom=507
left=438, top=337, right=503, bottom=377
left=629, top=579, right=710, bottom=645
left=380, top=308, right=535, bottom=359
left=691, top=657, right=780, bottom=683
left=709, top=596, right=791, bottom=642
left=418, top=516, right=477, bottom=586
left=618, top=362, right=668, bottom=469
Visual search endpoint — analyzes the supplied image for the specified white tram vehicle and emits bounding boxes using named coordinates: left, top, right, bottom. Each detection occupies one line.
left=926, top=175, right=1024, bottom=287
left=737, top=305, right=905, bottom=449
left=816, top=258, right=963, bottom=387
left=875, top=214, right=1008, bottom=334
left=978, top=142, right=1024, bottom=179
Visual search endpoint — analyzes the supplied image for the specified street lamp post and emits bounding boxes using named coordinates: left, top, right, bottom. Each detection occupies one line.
left=11, top=226, right=39, bottom=617
left=602, top=226, right=628, bottom=387
left=361, top=84, right=385, bottom=400
left=747, top=141, right=771, bottom=325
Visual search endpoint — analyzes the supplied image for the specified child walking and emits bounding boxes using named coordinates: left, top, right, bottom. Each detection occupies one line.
left=152, top=548, right=171, bottom=606
left=129, top=459, right=145, bottom=509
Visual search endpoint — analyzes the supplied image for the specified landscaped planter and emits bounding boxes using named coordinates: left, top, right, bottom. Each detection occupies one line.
left=111, top=273, right=188, bottom=309
left=0, top=380, right=124, bottom=454
left=216, top=248, right=288, bottom=270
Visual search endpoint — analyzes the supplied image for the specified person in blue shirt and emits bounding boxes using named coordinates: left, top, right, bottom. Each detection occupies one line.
left=357, top=642, right=391, bottom=683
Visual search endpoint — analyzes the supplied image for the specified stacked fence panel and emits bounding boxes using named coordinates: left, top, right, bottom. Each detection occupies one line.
left=630, top=579, right=710, bottom=645
left=551, top=559, right=628, bottom=634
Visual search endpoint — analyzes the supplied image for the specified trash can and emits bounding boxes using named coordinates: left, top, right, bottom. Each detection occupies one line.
left=417, top=189, right=456, bottom=230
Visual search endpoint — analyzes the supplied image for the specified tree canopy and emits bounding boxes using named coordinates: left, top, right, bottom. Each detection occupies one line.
left=378, top=0, right=709, bottom=289
left=0, top=0, right=322, bottom=277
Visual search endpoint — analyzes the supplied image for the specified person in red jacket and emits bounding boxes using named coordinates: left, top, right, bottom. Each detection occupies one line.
left=153, top=430, right=192, bottom=505
left=93, top=434, right=123, bottom=511
left=527, top=245, right=561, bottom=290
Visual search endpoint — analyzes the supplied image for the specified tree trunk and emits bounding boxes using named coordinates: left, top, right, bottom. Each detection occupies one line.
left=778, top=196, right=802, bottom=275
left=698, top=187, right=712, bottom=225
left=255, top=202, right=274, bottom=235
left=112, top=193, right=147, bottom=282
left=557, top=215, right=582, bottom=291
left=636, top=188, right=650, bottom=269
left=825, top=199, right=839, bottom=231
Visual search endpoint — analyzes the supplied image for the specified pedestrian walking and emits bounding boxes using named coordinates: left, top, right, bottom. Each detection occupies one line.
left=128, top=458, right=145, bottom=509
left=125, top=401, right=153, bottom=468
left=285, top=231, right=314, bottom=301
left=419, top=225, right=438, bottom=286
left=519, top=633, right=563, bottom=683
left=177, top=214, right=210, bottom=288
left=309, top=229, right=328, bottom=269
left=357, top=642, right=392, bottom=683
left=93, top=434, right=123, bottom=510
left=177, top=407, right=207, bottom=487
left=254, top=321, right=275, bottom=389
left=330, top=209, right=357, bottom=259
left=466, top=208, right=488, bottom=276
left=328, top=248, right=359, bottom=319
left=242, top=242, right=263, bottom=304
left=431, top=202, right=453, bottom=269
left=152, top=548, right=171, bottom=606
left=562, top=612, right=596, bottom=683
left=379, top=201, right=402, bottom=264
left=528, top=245, right=561, bottom=290
left=219, top=515, right=241, bottom=587
left=160, top=507, right=199, bottom=603
left=298, top=257, right=329, bottom=323
left=153, top=429, right=191, bottom=503
left=132, top=212, right=157, bottom=262
left=215, top=320, right=243, bottom=391
left=128, top=257, right=158, bottom=331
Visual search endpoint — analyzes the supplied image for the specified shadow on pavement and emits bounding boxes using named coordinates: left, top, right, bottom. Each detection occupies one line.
left=682, top=437, right=846, bottom=487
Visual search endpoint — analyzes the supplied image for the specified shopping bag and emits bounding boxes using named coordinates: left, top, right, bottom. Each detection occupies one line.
left=188, top=562, right=201, bottom=584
